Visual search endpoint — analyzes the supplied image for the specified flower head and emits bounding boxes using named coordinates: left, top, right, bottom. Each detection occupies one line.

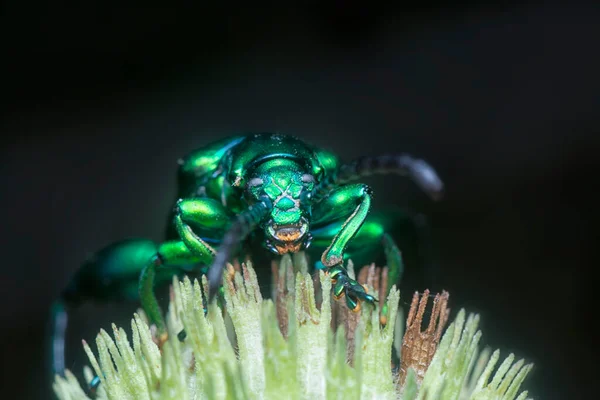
left=53, top=254, right=534, bottom=400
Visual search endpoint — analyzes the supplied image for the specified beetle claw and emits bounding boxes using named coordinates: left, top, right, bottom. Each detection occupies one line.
left=329, top=270, right=377, bottom=312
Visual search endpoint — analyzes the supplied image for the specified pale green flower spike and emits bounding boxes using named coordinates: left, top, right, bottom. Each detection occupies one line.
left=53, top=254, right=534, bottom=400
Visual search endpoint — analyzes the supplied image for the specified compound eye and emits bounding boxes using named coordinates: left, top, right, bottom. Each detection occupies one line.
left=247, top=177, right=264, bottom=188
left=301, top=174, right=314, bottom=183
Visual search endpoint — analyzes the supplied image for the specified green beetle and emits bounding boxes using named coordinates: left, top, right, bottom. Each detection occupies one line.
left=51, top=132, right=443, bottom=387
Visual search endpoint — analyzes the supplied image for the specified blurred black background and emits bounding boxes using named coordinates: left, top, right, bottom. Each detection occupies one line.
left=1, top=2, right=598, bottom=399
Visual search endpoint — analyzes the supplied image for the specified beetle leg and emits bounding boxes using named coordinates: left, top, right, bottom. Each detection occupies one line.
left=312, top=183, right=378, bottom=309
left=174, top=196, right=272, bottom=301
left=140, top=198, right=231, bottom=341
left=139, top=241, right=211, bottom=345
left=312, top=183, right=372, bottom=267
left=312, top=208, right=442, bottom=325
left=53, top=238, right=198, bottom=394
left=173, top=197, right=231, bottom=256
left=52, top=239, right=165, bottom=378
left=333, top=273, right=377, bottom=311
left=313, top=184, right=371, bottom=267
left=49, top=301, right=68, bottom=378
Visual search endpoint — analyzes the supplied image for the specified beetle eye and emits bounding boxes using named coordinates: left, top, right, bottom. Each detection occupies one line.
left=301, top=174, right=314, bottom=183
left=247, top=177, right=264, bottom=187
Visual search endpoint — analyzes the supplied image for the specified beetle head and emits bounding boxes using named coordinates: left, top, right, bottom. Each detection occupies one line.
left=245, top=163, right=315, bottom=255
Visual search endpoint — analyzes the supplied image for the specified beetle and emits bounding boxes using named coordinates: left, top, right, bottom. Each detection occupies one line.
left=50, top=132, right=443, bottom=383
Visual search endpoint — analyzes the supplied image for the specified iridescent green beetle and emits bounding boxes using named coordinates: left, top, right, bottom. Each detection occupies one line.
left=51, top=132, right=443, bottom=384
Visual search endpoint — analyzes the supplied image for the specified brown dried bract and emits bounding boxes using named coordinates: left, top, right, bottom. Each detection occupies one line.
left=224, top=263, right=237, bottom=294
left=398, top=289, right=450, bottom=386
left=231, top=258, right=242, bottom=273
left=273, top=259, right=294, bottom=338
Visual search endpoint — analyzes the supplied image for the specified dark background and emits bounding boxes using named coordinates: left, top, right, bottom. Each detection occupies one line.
left=1, top=2, right=598, bottom=399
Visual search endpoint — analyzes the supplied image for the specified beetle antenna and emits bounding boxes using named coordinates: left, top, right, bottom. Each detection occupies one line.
left=207, top=196, right=273, bottom=301
left=313, top=154, right=444, bottom=202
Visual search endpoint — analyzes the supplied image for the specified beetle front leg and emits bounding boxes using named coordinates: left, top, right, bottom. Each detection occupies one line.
left=173, top=197, right=230, bottom=255
left=139, top=241, right=211, bottom=344
left=139, top=198, right=231, bottom=342
left=314, top=183, right=372, bottom=267
left=312, top=183, right=377, bottom=310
